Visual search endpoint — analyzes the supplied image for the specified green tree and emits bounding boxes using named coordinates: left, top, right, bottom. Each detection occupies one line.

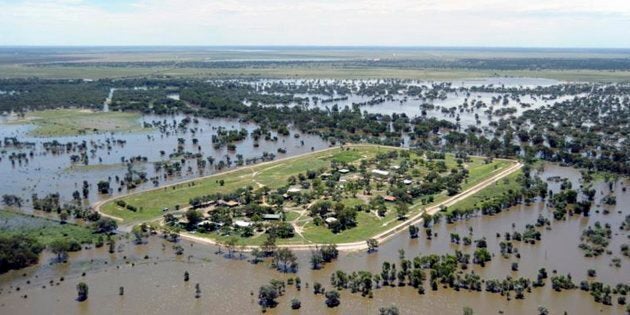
left=49, top=239, right=69, bottom=262
left=185, top=209, right=203, bottom=228
left=0, top=235, right=44, bottom=273
left=396, top=203, right=409, bottom=220
left=92, top=218, right=118, bottom=234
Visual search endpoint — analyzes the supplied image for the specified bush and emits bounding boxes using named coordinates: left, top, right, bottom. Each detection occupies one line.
left=0, top=234, right=44, bottom=273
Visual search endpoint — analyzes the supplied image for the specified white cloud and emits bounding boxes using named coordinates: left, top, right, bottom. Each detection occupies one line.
left=0, top=0, right=629, bottom=47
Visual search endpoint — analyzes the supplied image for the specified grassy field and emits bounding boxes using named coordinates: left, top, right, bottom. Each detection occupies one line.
left=100, top=145, right=387, bottom=223
left=64, top=162, right=141, bottom=173
left=2, top=64, right=630, bottom=82
left=10, top=109, right=145, bottom=137
left=0, top=210, right=97, bottom=246
left=447, top=170, right=523, bottom=212
left=101, top=145, right=516, bottom=244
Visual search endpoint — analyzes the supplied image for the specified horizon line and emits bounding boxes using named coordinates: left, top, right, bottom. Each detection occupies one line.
left=1, top=45, right=630, bottom=51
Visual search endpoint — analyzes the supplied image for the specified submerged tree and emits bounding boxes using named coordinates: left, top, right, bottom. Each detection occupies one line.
left=367, top=238, right=379, bottom=253
left=379, top=305, right=400, bottom=315
left=76, top=282, right=89, bottom=302
left=273, top=248, right=298, bottom=273
left=290, top=298, right=301, bottom=310
left=325, top=290, right=341, bottom=307
left=258, top=284, right=279, bottom=310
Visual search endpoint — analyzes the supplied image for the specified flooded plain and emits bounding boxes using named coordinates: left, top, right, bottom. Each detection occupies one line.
left=0, top=165, right=627, bottom=314
left=1, top=77, right=576, bottom=209
left=0, top=114, right=329, bottom=208
left=0, top=77, right=627, bottom=314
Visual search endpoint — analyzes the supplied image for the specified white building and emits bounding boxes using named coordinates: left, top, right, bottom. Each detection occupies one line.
left=371, top=169, right=390, bottom=176
left=234, top=220, right=253, bottom=228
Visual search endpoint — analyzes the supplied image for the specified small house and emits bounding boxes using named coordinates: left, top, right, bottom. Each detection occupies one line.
left=383, top=195, right=397, bottom=202
left=218, top=200, right=240, bottom=207
left=234, top=220, right=253, bottom=228
left=325, top=217, right=338, bottom=224
left=403, top=179, right=413, bottom=185
left=372, top=169, right=390, bottom=177
left=262, top=213, right=282, bottom=221
left=338, top=168, right=350, bottom=174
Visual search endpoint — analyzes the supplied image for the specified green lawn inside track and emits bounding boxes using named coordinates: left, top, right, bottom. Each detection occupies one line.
left=100, top=145, right=515, bottom=244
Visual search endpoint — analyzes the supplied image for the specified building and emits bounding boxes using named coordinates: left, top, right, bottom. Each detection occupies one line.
left=384, top=195, right=397, bottom=202
left=403, top=179, right=413, bottom=185
left=371, top=169, right=390, bottom=177
left=234, top=220, right=253, bottom=228
left=338, top=168, right=350, bottom=174
left=262, top=213, right=282, bottom=220
left=325, top=217, right=338, bottom=224
left=218, top=200, right=240, bottom=207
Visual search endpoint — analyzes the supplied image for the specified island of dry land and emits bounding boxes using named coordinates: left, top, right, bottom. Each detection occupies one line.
left=97, top=144, right=521, bottom=249
left=8, top=109, right=145, bottom=137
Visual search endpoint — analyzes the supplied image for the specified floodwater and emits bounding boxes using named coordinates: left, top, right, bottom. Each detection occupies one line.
left=0, top=77, right=627, bottom=314
left=0, top=114, right=329, bottom=208
left=248, top=77, right=577, bottom=131
left=0, top=77, right=575, bottom=209
left=0, top=164, right=627, bottom=314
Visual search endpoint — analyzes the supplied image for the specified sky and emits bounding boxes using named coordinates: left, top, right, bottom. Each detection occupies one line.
left=1, top=0, right=630, bottom=48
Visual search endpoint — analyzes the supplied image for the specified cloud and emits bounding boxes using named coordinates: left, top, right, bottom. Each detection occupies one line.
left=0, top=0, right=629, bottom=47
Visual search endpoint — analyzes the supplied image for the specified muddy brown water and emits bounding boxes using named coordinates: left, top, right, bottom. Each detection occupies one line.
left=0, top=164, right=627, bottom=314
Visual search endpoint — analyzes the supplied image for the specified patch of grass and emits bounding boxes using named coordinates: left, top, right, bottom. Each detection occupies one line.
left=322, top=149, right=364, bottom=163
left=10, top=109, right=146, bottom=137
left=284, top=211, right=301, bottom=222
left=300, top=211, right=393, bottom=244
left=462, top=160, right=511, bottom=190
left=0, top=210, right=97, bottom=245
left=447, top=170, right=523, bottom=213
left=64, top=163, right=129, bottom=173
left=101, top=145, right=387, bottom=224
